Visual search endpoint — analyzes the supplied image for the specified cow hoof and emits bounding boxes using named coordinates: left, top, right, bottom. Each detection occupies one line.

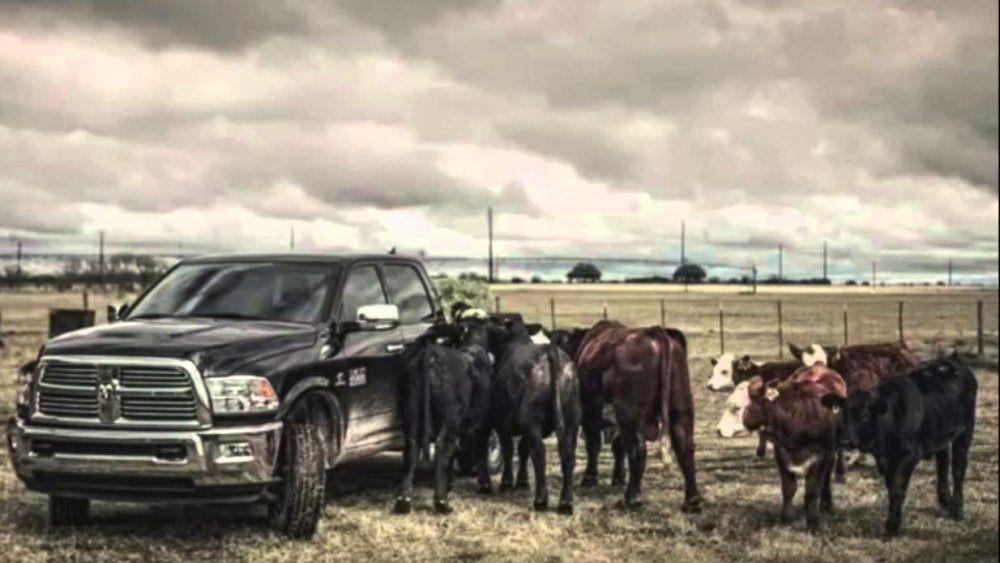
left=833, top=473, right=846, bottom=484
left=950, top=507, right=964, bottom=521
left=611, top=477, right=626, bottom=488
left=780, top=513, right=795, bottom=525
left=478, top=484, right=495, bottom=495
left=557, top=503, right=574, bottom=516
left=434, top=501, right=453, bottom=515
left=821, top=503, right=835, bottom=515
left=499, top=482, right=514, bottom=494
left=883, top=522, right=901, bottom=539
left=682, top=497, right=703, bottom=514
left=393, top=498, right=412, bottom=515
left=580, top=475, right=599, bottom=488
left=533, top=500, right=549, bottom=512
left=755, top=449, right=767, bottom=459
left=624, top=497, right=644, bottom=511
left=806, top=522, right=822, bottom=535
left=514, top=480, right=531, bottom=491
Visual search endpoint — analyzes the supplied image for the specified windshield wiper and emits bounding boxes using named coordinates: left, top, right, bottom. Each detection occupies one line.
left=190, top=313, right=285, bottom=322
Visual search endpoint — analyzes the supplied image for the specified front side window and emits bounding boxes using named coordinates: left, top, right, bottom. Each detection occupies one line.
left=339, top=265, right=387, bottom=322
left=382, top=264, right=433, bottom=324
left=127, top=262, right=337, bottom=324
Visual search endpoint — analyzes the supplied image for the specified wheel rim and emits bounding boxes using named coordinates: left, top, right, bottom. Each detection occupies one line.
left=487, top=431, right=502, bottom=471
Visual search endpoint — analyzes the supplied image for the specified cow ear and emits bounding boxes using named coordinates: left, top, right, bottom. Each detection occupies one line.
left=741, top=354, right=751, bottom=363
left=870, top=398, right=889, bottom=416
left=820, top=394, right=844, bottom=411
left=788, top=343, right=803, bottom=360
left=825, top=346, right=840, bottom=363
left=710, top=357, right=718, bottom=366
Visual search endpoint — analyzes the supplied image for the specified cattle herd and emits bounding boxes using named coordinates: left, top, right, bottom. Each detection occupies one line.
left=393, top=302, right=979, bottom=538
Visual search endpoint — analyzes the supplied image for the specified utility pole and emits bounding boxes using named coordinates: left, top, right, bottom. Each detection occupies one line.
left=823, top=241, right=828, bottom=281
left=487, top=207, right=494, bottom=283
left=872, top=261, right=877, bottom=289
left=778, top=243, right=783, bottom=282
left=680, top=221, right=686, bottom=266
left=15, top=240, right=22, bottom=287
left=948, top=258, right=953, bottom=287
left=290, top=224, right=295, bottom=251
left=98, top=230, right=105, bottom=288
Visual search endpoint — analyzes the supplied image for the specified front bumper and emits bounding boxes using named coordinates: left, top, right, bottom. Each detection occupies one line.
left=6, top=417, right=282, bottom=503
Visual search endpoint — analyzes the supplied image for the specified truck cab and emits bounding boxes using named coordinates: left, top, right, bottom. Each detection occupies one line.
left=7, top=253, right=445, bottom=538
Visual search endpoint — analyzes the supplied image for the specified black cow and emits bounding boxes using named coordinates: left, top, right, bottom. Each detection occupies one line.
left=394, top=318, right=493, bottom=515
left=476, top=317, right=582, bottom=514
left=822, top=355, right=978, bottom=537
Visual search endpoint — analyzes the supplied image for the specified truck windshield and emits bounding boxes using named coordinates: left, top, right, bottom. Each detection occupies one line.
left=126, top=262, right=339, bottom=324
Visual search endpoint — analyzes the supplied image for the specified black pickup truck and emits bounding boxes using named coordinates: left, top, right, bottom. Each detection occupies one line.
left=7, top=253, right=492, bottom=538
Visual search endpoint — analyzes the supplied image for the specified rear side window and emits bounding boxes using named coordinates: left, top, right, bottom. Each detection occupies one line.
left=339, top=265, right=386, bottom=321
left=382, top=264, right=433, bottom=324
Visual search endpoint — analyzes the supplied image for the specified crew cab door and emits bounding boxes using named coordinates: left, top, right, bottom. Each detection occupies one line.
left=380, top=262, right=442, bottom=347
left=332, top=263, right=406, bottom=454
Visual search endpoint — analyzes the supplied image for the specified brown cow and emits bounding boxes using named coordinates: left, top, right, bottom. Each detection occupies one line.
left=789, top=342, right=919, bottom=392
left=742, top=365, right=847, bottom=533
left=574, top=320, right=701, bottom=512
left=712, top=356, right=801, bottom=458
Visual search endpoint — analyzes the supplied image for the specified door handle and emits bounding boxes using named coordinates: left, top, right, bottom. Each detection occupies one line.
left=386, top=343, right=405, bottom=353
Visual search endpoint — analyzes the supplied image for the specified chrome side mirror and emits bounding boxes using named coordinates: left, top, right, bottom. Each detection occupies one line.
left=356, top=304, right=400, bottom=331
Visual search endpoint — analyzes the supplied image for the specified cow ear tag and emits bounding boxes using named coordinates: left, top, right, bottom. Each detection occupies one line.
left=765, top=388, right=780, bottom=402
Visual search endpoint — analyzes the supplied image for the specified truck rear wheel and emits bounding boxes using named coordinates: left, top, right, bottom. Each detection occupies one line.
left=49, top=496, right=89, bottom=527
left=269, top=423, right=327, bottom=539
left=456, top=430, right=502, bottom=476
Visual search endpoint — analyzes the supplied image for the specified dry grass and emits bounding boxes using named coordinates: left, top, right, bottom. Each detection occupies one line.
left=0, top=290, right=997, bottom=563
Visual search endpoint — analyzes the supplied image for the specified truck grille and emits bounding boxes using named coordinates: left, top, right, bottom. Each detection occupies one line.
left=37, top=361, right=200, bottom=424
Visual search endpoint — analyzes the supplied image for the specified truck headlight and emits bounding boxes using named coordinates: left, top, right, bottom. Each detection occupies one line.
left=16, top=364, right=36, bottom=409
left=207, top=376, right=279, bottom=415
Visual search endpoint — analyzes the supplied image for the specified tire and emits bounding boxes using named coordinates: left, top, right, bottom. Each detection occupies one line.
left=49, top=496, right=89, bottom=527
left=269, top=423, right=327, bottom=539
left=456, top=430, right=502, bottom=477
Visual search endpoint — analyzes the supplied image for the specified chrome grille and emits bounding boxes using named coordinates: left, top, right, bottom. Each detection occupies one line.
left=37, top=360, right=200, bottom=425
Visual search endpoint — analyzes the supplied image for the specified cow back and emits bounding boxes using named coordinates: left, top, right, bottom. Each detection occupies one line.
left=834, top=342, right=919, bottom=392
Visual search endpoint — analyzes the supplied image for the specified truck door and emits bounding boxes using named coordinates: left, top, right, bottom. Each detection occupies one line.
left=333, top=263, right=406, bottom=453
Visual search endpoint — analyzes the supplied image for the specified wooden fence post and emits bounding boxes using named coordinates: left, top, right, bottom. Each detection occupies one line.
left=602, top=302, right=608, bottom=321
left=719, top=301, right=725, bottom=355
left=898, top=301, right=904, bottom=343
left=82, top=290, right=89, bottom=311
left=977, top=300, right=984, bottom=357
left=494, top=295, right=501, bottom=314
left=550, top=298, right=556, bottom=331
left=777, top=300, right=784, bottom=358
left=843, top=302, right=849, bottom=346
left=660, top=299, right=666, bottom=327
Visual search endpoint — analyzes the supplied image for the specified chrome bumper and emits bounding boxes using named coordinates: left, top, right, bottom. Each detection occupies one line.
left=6, top=417, right=282, bottom=502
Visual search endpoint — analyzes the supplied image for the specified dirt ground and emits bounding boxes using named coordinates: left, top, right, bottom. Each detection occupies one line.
left=0, top=289, right=997, bottom=563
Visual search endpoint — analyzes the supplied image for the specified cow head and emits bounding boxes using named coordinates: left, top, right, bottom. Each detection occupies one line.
left=821, top=391, right=886, bottom=451
left=715, top=381, right=752, bottom=438
left=707, top=353, right=736, bottom=391
left=789, top=343, right=838, bottom=366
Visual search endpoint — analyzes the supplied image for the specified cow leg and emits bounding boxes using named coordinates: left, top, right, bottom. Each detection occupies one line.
left=557, top=423, right=578, bottom=515
left=834, top=449, right=847, bottom=483
left=498, top=428, right=516, bottom=493
left=476, top=425, right=495, bottom=495
left=755, top=431, right=767, bottom=459
left=581, top=396, right=603, bottom=488
left=821, top=456, right=835, bottom=515
left=884, top=453, right=919, bottom=537
left=393, top=434, right=420, bottom=514
left=515, top=435, right=532, bottom=490
left=620, top=429, right=646, bottom=509
left=611, top=434, right=626, bottom=487
left=527, top=429, right=549, bottom=511
left=669, top=408, right=703, bottom=513
left=775, top=450, right=798, bottom=524
left=950, top=426, right=974, bottom=521
left=804, top=455, right=834, bottom=533
left=433, top=427, right=459, bottom=514
left=934, top=447, right=953, bottom=512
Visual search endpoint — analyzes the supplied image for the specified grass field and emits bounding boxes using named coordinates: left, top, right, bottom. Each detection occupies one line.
left=0, top=289, right=997, bottom=563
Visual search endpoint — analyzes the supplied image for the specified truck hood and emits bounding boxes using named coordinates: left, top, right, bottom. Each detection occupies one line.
left=41, top=318, right=322, bottom=377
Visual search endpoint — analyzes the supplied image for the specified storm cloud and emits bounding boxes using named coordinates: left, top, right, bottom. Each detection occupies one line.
left=0, top=0, right=996, bottom=281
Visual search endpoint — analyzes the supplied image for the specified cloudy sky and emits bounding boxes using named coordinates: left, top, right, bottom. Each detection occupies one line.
left=0, top=0, right=997, bottom=281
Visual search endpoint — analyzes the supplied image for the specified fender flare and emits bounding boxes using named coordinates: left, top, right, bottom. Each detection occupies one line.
left=278, top=376, right=346, bottom=468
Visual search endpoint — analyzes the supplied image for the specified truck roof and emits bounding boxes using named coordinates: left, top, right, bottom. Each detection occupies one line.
left=180, top=253, right=425, bottom=266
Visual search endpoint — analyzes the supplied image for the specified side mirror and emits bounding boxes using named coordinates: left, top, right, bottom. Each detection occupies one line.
left=107, top=303, right=130, bottom=323
left=356, top=304, right=400, bottom=331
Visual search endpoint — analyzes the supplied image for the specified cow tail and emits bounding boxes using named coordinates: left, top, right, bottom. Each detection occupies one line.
left=657, top=328, right=677, bottom=468
left=419, top=347, right=434, bottom=452
left=546, top=345, right=566, bottom=436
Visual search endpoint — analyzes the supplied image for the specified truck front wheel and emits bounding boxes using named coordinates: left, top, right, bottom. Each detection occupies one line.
left=49, top=495, right=89, bottom=527
left=269, top=423, right=327, bottom=539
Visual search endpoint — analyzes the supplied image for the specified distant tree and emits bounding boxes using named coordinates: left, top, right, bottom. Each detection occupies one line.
left=673, top=263, right=707, bottom=284
left=707, top=276, right=721, bottom=284
left=567, top=262, right=602, bottom=283
left=511, top=276, right=525, bottom=284
left=846, top=280, right=858, bottom=286
left=530, top=276, right=543, bottom=284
